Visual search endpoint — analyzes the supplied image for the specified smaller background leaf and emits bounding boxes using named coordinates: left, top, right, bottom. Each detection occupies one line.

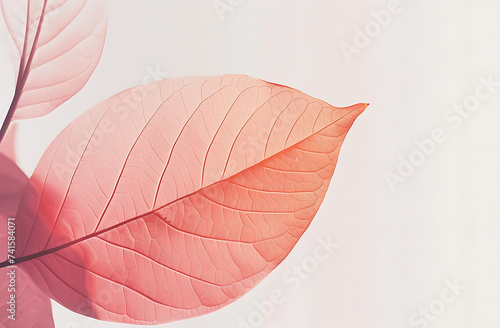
left=0, top=0, right=108, bottom=120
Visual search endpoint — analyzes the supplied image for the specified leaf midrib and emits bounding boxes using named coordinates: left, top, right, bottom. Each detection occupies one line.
left=1, top=104, right=361, bottom=268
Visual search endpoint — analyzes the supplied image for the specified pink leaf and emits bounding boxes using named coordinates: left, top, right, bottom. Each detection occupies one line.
left=0, top=154, right=28, bottom=218
left=0, top=156, right=54, bottom=328
left=12, top=75, right=367, bottom=324
left=0, top=254, right=55, bottom=328
left=0, top=0, right=107, bottom=120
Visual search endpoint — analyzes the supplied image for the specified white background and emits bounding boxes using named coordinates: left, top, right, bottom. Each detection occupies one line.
left=1, top=0, right=500, bottom=327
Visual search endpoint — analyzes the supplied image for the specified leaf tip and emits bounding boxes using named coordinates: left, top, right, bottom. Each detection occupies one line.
left=358, top=102, right=370, bottom=111
left=346, top=102, right=369, bottom=119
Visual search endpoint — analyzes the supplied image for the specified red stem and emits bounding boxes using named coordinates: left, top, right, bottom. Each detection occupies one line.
left=0, top=94, right=20, bottom=144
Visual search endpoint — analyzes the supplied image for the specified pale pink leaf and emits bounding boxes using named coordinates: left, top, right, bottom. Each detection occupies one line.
left=12, top=75, right=367, bottom=324
left=0, top=0, right=107, bottom=120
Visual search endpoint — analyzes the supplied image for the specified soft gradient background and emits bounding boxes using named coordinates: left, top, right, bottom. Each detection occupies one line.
left=0, top=0, right=499, bottom=327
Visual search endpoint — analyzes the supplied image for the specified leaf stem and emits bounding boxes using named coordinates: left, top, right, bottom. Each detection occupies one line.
left=0, top=259, right=16, bottom=269
left=0, top=94, right=21, bottom=144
